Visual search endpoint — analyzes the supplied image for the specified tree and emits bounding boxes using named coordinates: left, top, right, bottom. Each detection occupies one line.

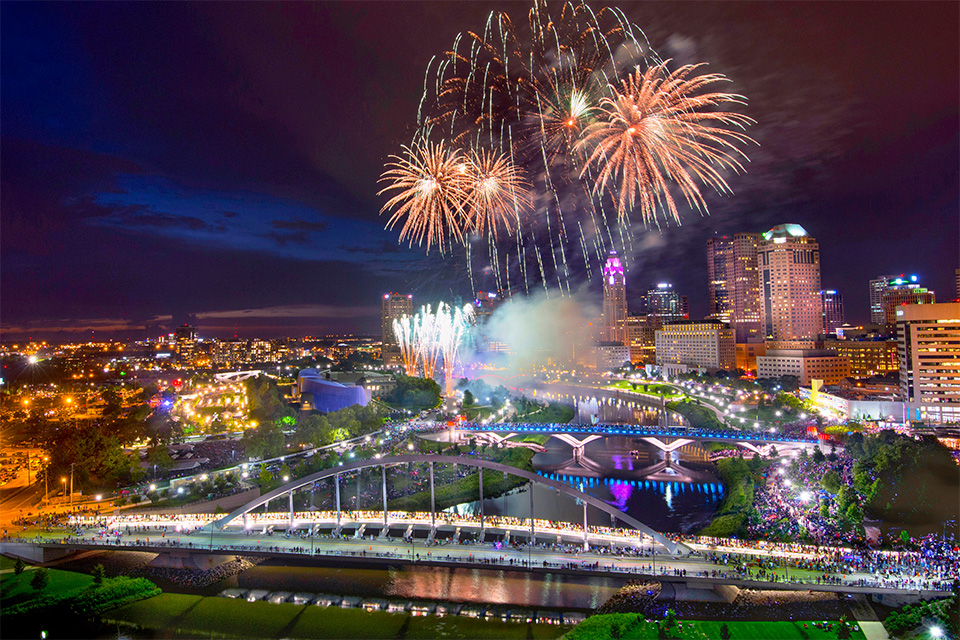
left=278, top=463, right=292, bottom=482
left=30, top=567, right=49, bottom=593
left=720, top=623, right=731, bottom=640
left=92, top=563, right=106, bottom=587
left=258, top=465, right=274, bottom=488
left=845, top=501, right=864, bottom=526
left=820, top=470, right=841, bottom=494
left=837, top=485, right=856, bottom=514
left=462, top=389, right=475, bottom=407
left=812, top=447, right=826, bottom=464
left=146, top=446, right=174, bottom=476
left=13, top=557, right=25, bottom=576
left=820, top=499, right=830, bottom=518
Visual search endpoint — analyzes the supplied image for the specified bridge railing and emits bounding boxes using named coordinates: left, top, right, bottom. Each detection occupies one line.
left=457, top=422, right=816, bottom=444
left=9, top=536, right=952, bottom=594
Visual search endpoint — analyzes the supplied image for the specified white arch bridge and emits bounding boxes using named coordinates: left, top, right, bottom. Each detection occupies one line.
left=212, top=454, right=691, bottom=555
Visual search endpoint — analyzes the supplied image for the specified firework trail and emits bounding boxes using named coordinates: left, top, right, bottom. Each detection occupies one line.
left=393, top=314, right=419, bottom=376
left=392, top=303, right=474, bottom=396
left=379, top=0, right=754, bottom=293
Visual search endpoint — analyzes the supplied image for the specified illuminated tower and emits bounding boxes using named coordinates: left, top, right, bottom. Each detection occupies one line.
left=381, top=292, right=413, bottom=367
left=758, top=224, right=822, bottom=340
left=869, top=275, right=898, bottom=324
left=820, top=290, right=844, bottom=334
left=706, top=236, right=733, bottom=322
left=602, top=250, right=628, bottom=344
left=707, top=233, right=763, bottom=342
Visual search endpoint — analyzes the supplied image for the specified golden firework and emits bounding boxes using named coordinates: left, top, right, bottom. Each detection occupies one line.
left=579, top=62, right=755, bottom=224
left=464, top=149, right=532, bottom=239
left=378, top=141, right=471, bottom=253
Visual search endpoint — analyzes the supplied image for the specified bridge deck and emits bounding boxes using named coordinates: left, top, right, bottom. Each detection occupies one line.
left=5, top=538, right=947, bottom=599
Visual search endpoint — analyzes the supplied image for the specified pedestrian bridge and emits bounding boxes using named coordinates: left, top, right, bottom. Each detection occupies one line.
left=210, top=454, right=691, bottom=555
left=455, top=423, right=816, bottom=453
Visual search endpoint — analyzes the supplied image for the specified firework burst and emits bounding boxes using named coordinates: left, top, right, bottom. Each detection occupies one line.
left=579, top=62, right=755, bottom=224
left=380, top=1, right=754, bottom=292
left=464, top=149, right=532, bottom=239
left=378, top=141, right=471, bottom=254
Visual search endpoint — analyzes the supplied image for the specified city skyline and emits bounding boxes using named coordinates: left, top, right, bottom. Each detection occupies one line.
left=2, top=2, right=957, bottom=341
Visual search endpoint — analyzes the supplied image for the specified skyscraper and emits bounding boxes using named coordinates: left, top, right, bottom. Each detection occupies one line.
left=758, top=223, right=822, bottom=340
left=706, top=233, right=763, bottom=342
left=601, top=250, right=628, bottom=344
left=882, top=282, right=935, bottom=326
left=869, top=275, right=898, bottom=324
left=644, top=283, right=688, bottom=324
left=732, top=232, right=764, bottom=342
left=706, top=236, right=733, bottom=322
left=381, top=292, right=413, bottom=367
left=820, top=290, right=844, bottom=334
left=897, top=302, right=960, bottom=424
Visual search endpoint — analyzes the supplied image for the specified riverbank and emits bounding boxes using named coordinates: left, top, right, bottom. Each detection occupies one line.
left=103, top=592, right=572, bottom=639
left=698, top=457, right=758, bottom=538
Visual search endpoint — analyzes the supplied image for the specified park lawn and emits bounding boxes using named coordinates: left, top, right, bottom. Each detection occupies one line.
left=404, top=615, right=566, bottom=639
left=176, top=596, right=303, bottom=638
left=567, top=615, right=867, bottom=640
left=605, top=381, right=684, bottom=397
left=107, top=593, right=202, bottom=629
left=0, top=554, right=24, bottom=570
left=0, top=566, right=94, bottom=607
left=288, top=606, right=407, bottom=639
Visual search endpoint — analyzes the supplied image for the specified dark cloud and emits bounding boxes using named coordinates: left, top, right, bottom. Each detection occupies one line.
left=1, top=2, right=956, bottom=337
left=260, top=231, right=310, bottom=247
left=338, top=241, right=402, bottom=255
left=270, top=219, right=327, bottom=232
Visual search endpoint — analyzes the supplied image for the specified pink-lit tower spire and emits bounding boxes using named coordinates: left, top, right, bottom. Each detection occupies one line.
left=602, top=250, right=628, bottom=344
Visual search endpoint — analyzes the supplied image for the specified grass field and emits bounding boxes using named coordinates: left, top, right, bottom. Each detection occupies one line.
left=606, top=381, right=684, bottom=397
left=0, top=565, right=94, bottom=608
left=566, top=614, right=867, bottom=640
left=109, top=594, right=571, bottom=639
left=106, top=593, right=202, bottom=629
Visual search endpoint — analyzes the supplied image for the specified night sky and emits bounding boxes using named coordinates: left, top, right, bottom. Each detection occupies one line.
left=2, top=2, right=957, bottom=340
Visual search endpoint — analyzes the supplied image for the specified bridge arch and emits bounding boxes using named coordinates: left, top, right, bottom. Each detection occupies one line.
left=212, top=454, right=689, bottom=554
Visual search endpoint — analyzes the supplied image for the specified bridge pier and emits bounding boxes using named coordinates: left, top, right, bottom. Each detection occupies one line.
left=381, top=466, right=388, bottom=529
left=529, top=483, right=535, bottom=546
left=583, top=500, right=589, bottom=551
left=288, top=491, right=294, bottom=528
left=335, top=473, right=341, bottom=527
left=478, top=468, right=485, bottom=531
left=429, top=461, right=436, bottom=529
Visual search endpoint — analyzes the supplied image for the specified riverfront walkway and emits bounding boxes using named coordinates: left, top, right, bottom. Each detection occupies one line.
left=2, top=511, right=953, bottom=599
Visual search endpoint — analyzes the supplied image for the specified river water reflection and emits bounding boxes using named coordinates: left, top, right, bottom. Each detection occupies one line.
left=221, top=564, right=623, bottom=610
left=449, top=437, right=723, bottom=534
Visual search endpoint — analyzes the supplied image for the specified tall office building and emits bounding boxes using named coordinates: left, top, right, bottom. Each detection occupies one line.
left=820, top=290, right=844, bottom=335
left=644, top=283, right=688, bottom=324
left=869, top=275, right=898, bottom=324
left=732, top=232, right=764, bottom=342
left=882, top=283, right=935, bottom=326
left=174, top=324, right=198, bottom=366
left=601, top=250, right=628, bottom=344
left=897, top=302, right=960, bottom=423
left=706, top=233, right=763, bottom=342
left=381, top=292, right=413, bottom=367
left=706, top=236, right=733, bottom=322
left=758, top=224, right=822, bottom=341
left=655, top=320, right=736, bottom=373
